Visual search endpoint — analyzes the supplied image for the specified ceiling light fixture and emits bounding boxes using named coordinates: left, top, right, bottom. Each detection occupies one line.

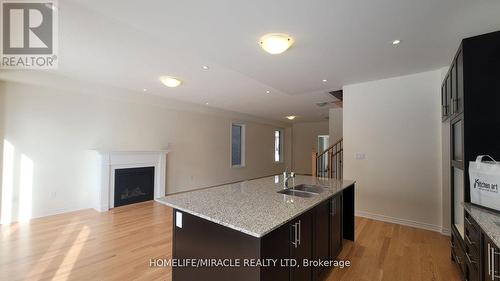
left=266, top=90, right=271, bottom=94
left=159, top=76, right=182, bottom=88
left=259, top=33, right=294, bottom=55
left=202, top=65, right=209, bottom=70
left=286, top=115, right=296, bottom=120
left=322, top=79, right=328, bottom=82
left=392, top=40, right=401, bottom=45
left=205, top=102, right=209, bottom=105
left=143, top=88, right=147, bottom=92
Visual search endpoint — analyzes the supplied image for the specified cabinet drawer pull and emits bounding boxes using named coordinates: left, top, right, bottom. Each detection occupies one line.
left=489, top=244, right=492, bottom=278
left=492, top=245, right=496, bottom=281
left=291, top=223, right=298, bottom=248
left=297, top=220, right=301, bottom=246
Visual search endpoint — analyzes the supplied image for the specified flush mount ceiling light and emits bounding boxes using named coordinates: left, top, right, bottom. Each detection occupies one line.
left=159, top=76, right=182, bottom=88
left=259, top=33, right=294, bottom=55
left=286, top=115, right=296, bottom=120
left=202, top=65, right=209, bottom=70
left=392, top=40, right=401, bottom=45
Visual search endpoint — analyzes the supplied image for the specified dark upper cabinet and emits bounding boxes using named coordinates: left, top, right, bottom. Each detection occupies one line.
left=446, top=30, right=500, bottom=281
left=450, top=62, right=457, bottom=115
left=312, top=201, right=330, bottom=281
left=442, top=47, right=463, bottom=120
left=290, top=211, right=312, bottom=281
left=442, top=75, right=450, bottom=120
left=455, top=49, right=464, bottom=115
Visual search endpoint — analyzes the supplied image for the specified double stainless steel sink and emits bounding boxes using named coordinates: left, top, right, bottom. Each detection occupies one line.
left=277, top=184, right=328, bottom=198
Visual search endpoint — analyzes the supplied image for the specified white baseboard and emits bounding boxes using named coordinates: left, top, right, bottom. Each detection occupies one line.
left=355, top=210, right=448, bottom=234
left=441, top=228, right=451, bottom=236
left=0, top=205, right=93, bottom=225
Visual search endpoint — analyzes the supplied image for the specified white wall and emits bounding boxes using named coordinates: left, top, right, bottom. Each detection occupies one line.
left=0, top=80, right=290, bottom=223
left=292, top=121, right=329, bottom=175
left=343, top=70, right=444, bottom=232
left=0, top=89, right=4, bottom=217
left=329, top=108, right=343, bottom=143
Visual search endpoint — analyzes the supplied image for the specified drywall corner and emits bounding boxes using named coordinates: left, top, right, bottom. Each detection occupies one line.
left=329, top=108, right=343, bottom=143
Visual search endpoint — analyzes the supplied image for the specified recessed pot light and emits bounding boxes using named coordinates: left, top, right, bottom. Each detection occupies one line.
left=205, top=102, right=209, bottom=105
left=159, top=76, right=182, bottom=88
left=259, top=33, right=294, bottom=55
left=286, top=115, right=296, bottom=120
left=202, top=65, right=209, bottom=70
left=322, top=79, right=328, bottom=83
left=392, top=40, right=401, bottom=45
left=143, top=88, right=147, bottom=92
left=266, top=90, right=271, bottom=94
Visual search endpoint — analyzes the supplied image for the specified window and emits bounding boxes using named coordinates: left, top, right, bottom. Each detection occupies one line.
left=274, top=129, right=284, bottom=163
left=231, top=123, right=245, bottom=167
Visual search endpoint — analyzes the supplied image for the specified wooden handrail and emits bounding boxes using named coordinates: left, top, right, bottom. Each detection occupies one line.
left=314, top=138, right=343, bottom=179
left=317, top=138, right=343, bottom=157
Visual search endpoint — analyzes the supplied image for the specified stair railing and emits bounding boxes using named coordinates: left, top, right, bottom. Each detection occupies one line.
left=312, top=138, right=343, bottom=179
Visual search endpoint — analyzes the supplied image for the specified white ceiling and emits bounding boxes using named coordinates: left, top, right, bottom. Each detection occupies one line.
left=3, top=0, right=500, bottom=122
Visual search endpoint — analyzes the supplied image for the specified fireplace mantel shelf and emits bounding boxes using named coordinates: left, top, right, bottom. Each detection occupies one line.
left=94, top=149, right=170, bottom=154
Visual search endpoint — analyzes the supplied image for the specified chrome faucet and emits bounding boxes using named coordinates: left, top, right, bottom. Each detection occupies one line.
left=283, top=170, right=296, bottom=188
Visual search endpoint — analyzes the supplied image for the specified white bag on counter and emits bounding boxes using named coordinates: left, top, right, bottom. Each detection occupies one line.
left=469, top=155, right=500, bottom=212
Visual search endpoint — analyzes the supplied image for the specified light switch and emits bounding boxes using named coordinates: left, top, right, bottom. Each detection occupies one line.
left=355, top=153, right=366, bottom=160
left=176, top=211, right=183, bottom=228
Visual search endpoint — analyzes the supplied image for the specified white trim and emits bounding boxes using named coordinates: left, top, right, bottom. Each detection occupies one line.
left=441, top=228, right=451, bottom=236
left=355, top=210, right=447, bottom=234
left=95, top=149, right=169, bottom=212
left=230, top=122, right=246, bottom=168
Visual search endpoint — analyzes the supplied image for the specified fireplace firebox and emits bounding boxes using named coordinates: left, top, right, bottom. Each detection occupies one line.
left=114, top=167, right=154, bottom=207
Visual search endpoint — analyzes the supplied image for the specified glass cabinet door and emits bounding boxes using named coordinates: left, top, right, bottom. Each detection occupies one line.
left=453, top=167, right=464, bottom=239
left=452, top=119, right=463, bottom=162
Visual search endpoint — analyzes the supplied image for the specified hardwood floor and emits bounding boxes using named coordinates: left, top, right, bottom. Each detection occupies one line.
left=0, top=202, right=172, bottom=281
left=326, top=217, right=461, bottom=281
left=0, top=201, right=460, bottom=281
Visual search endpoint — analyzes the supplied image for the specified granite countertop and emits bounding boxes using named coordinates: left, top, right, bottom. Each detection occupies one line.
left=156, top=175, right=355, bottom=238
left=463, top=203, right=500, bottom=247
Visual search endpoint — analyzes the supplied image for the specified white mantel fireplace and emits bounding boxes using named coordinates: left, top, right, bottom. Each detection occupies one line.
left=96, top=150, right=169, bottom=212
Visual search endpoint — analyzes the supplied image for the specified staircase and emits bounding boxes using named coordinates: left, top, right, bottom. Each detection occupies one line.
left=312, top=138, right=343, bottom=179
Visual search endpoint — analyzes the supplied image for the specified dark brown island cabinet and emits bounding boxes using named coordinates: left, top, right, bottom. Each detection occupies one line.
left=170, top=184, right=354, bottom=281
left=442, top=30, right=500, bottom=281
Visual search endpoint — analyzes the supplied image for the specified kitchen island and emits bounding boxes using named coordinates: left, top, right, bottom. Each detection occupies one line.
left=156, top=175, right=355, bottom=281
